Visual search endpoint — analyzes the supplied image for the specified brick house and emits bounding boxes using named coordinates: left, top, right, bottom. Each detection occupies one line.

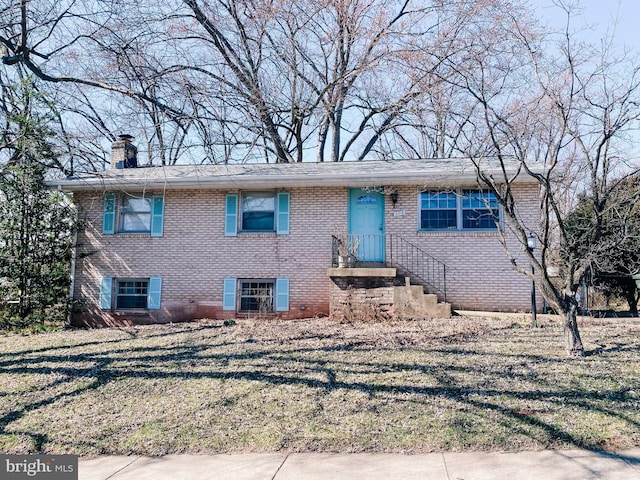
left=53, top=136, right=541, bottom=326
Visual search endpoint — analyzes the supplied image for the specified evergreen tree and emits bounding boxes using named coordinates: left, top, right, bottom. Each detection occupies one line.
left=0, top=81, right=75, bottom=328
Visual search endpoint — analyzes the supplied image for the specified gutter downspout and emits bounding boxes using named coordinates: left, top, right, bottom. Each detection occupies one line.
left=67, top=193, right=78, bottom=327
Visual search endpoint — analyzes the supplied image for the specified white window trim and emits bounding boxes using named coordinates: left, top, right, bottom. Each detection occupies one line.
left=118, top=192, right=152, bottom=234
left=238, top=279, right=275, bottom=314
left=240, top=191, right=277, bottom=233
left=115, top=278, right=150, bottom=310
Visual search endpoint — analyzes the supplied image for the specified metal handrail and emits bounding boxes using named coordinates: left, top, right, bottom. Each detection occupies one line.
left=387, top=234, right=447, bottom=301
left=331, top=234, right=447, bottom=301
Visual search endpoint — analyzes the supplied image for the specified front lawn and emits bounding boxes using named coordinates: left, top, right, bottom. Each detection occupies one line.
left=0, top=315, right=638, bottom=455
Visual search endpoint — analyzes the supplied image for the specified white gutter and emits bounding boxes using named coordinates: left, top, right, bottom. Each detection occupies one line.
left=52, top=168, right=540, bottom=191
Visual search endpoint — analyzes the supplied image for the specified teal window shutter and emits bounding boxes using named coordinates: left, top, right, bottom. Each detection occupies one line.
left=150, top=195, right=164, bottom=237
left=275, top=278, right=289, bottom=312
left=276, top=192, right=290, bottom=234
left=148, top=277, right=162, bottom=309
left=225, top=194, right=238, bottom=237
left=223, top=278, right=237, bottom=311
left=102, top=193, right=116, bottom=235
left=99, top=277, right=113, bottom=309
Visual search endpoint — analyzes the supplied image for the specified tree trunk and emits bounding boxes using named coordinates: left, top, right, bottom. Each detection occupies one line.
left=564, top=298, right=585, bottom=357
left=623, top=282, right=639, bottom=315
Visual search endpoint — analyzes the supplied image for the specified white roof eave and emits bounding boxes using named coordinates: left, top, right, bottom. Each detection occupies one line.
left=51, top=169, right=539, bottom=192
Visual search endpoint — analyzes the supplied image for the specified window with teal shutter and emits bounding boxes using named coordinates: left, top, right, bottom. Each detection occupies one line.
left=116, top=279, right=148, bottom=308
left=102, top=193, right=116, bottom=234
left=148, top=277, right=162, bottom=309
left=225, top=194, right=238, bottom=236
left=276, top=192, right=290, bottom=234
left=150, top=196, right=164, bottom=237
left=275, top=278, right=289, bottom=312
left=119, top=193, right=152, bottom=233
left=223, top=278, right=237, bottom=310
left=241, top=192, right=275, bottom=231
left=99, top=277, right=113, bottom=309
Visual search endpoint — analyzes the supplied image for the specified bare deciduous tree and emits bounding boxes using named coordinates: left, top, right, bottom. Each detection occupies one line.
left=2, top=0, right=536, bottom=165
left=444, top=3, right=640, bottom=356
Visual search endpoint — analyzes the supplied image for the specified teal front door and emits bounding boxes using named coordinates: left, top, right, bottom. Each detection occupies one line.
left=348, top=188, right=385, bottom=262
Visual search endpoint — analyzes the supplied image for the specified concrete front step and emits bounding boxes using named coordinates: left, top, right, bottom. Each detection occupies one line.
left=328, top=271, right=450, bottom=320
left=394, top=282, right=451, bottom=319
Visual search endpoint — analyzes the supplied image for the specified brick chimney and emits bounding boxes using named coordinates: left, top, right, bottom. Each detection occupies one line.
left=110, top=134, right=138, bottom=169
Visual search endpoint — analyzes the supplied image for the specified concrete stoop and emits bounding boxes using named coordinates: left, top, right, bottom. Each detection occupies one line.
left=393, top=278, right=451, bottom=319
left=328, top=269, right=451, bottom=320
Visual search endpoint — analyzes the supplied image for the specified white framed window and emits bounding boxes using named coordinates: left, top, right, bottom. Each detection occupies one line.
left=420, top=189, right=500, bottom=231
left=238, top=279, right=275, bottom=313
left=100, top=277, right=162, bottom=310
left=239, top=280, right=274, bottom=313
left=225, top=192, right=289, bottom=236
left=241, top=191, right=276, bottom=232
left=119, top=193, right=152, bottom=233
left=103, top=193, right=164, bottom=236
left=116, top=279, right=149, bottom=309
left=223, top=278, right=289, bottom=312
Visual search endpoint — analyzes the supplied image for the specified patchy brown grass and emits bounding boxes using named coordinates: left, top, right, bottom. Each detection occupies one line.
left=0, top=314, right=638, bottom=456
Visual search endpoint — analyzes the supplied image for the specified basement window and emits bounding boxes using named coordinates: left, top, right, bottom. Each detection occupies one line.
left=239, top=280, right=274, bottom=313
left=116, top=279, right=149, bottom=309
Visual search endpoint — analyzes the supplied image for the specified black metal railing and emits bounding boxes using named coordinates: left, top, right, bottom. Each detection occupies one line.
left=387, top=234, right=447, bottom=301
left=331, top=233, right=447, bottom=301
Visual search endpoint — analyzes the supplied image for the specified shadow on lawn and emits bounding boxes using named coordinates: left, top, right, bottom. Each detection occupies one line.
left=1, top=323, right=638, bottom=453
left=587, top=342, right=640, bottom=356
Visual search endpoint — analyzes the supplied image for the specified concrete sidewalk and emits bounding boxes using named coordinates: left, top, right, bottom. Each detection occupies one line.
left=80, top=449, right=640, bottom=480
